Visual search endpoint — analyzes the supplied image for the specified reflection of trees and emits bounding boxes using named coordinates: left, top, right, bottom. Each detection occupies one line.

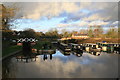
left=2, top=58, right=17, bottom=79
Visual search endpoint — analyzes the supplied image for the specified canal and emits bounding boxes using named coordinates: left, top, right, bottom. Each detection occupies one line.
left=2, top=49, right=119, bottom=78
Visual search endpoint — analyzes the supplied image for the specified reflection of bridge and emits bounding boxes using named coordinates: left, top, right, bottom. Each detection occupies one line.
left=32, top=48, right=55, bottom=54
left=16, top=49, right=56, bottom=62
left=16, top=53, right=37, bottom=63
left=37, top=50, right=56, bottom=55
left=33, top=49, right=56, bottom=61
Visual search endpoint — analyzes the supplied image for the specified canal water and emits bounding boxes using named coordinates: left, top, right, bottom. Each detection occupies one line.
left=2, top=49, right=119, bottom=78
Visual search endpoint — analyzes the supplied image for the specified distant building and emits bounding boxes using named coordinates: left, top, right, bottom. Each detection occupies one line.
left=60, top=33, right=89, bottom=40
left=71, top=33, right=89, bottom=39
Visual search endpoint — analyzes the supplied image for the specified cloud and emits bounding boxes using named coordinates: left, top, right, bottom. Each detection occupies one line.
left=78, top=21, right=89, bottom=26
left=112, top=21, right=119, bottom=25
left=57, top=20, right=110, bottom=28
left=57, top=23, right=72, bottom=27
left=4, top=2, right=118, bottom=21
left=60, top=11, right=89, bottom=23
left=82, top=13, right=109, bottom=21
left=4, top=2, right=119, bottom=32
left=4, top=2, right=84, bottom=20
left=88, top=20, right=110, bottom=26
left=60, top=2, right=118, bottom=24
left=82, top=2, right=118, bottom=21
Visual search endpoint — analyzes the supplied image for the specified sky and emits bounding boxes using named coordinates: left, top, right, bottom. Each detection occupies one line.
left=4, top=2, right=119, bottom=32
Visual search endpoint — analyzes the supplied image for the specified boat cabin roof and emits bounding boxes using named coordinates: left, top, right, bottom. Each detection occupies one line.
left=86, top=43, right=97, bottom=45
left=60, top=43, right=68, bottom=46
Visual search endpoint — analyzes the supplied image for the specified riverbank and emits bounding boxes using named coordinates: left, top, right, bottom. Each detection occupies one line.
left=76, top=38, right=120, bottom=44
left=2, top=50, right=22, bottom=60
left=2, top=45, right=22, bottom=60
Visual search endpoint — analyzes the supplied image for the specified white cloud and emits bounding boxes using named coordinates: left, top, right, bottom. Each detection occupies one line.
left=112, top=21, right=119, bottom=25
left=82, top=2, right=118, bottom=21
left=57, top=23, right=70, bottom=27
left=82, top=13, right=110, bottom=21
left=4, top=2, right=118, bottom=21
left=58, top=20, right=109, bottom=28
left=14, top=51, right=118, bottom=78
left=4, top=2, right=119, bottom=31
left=8, top=2, right=83, bottom=19
left=78, top=21, right=89, bottom=26
left=88, top=21, right=109, bottom=26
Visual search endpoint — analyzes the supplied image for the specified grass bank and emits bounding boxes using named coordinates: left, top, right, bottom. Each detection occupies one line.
left=2, top=45, right=22, bottom=57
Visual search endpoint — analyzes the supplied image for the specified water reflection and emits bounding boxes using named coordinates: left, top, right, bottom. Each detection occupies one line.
left=2, top=58, right=17, bottom=78
left=15, top=52, right=55, bottom=62
left=15, top=48, right=37, bottom=63
left=58, top=49, right=71, bottom=56
left=2, top=49, right=119, bottom=78
left=72, top=51, right=83, bottom=57
left=88, top=51, right=101, bottom=56
left=16, top=54, right=37, bottom=63
left=43, top=54, right=53, bottom=61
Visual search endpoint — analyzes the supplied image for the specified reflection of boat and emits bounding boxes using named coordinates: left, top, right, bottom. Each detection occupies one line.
left=96, top=42, right=119, bottom=53
left=16, top=55, right=37, bottom=59
left=113, top=44, right=120, bottom=53
left=89, top=51, right=101, bottom=56
left=89, top=48, right=101, bottom=52
left=71, top=47, right=83, bottom=57
left=68, top=43, right=84, bottom=51
left=58, top=48, right=71, bottom=56
left=100, top=43, right=113, bottom=52
left=58, top=43, right=71, bottom=52
left=113, top=50, right=120, bottom=54
left=72, top=52, right=83, bottom=57
left=85, top=43, right=101, bottom=52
